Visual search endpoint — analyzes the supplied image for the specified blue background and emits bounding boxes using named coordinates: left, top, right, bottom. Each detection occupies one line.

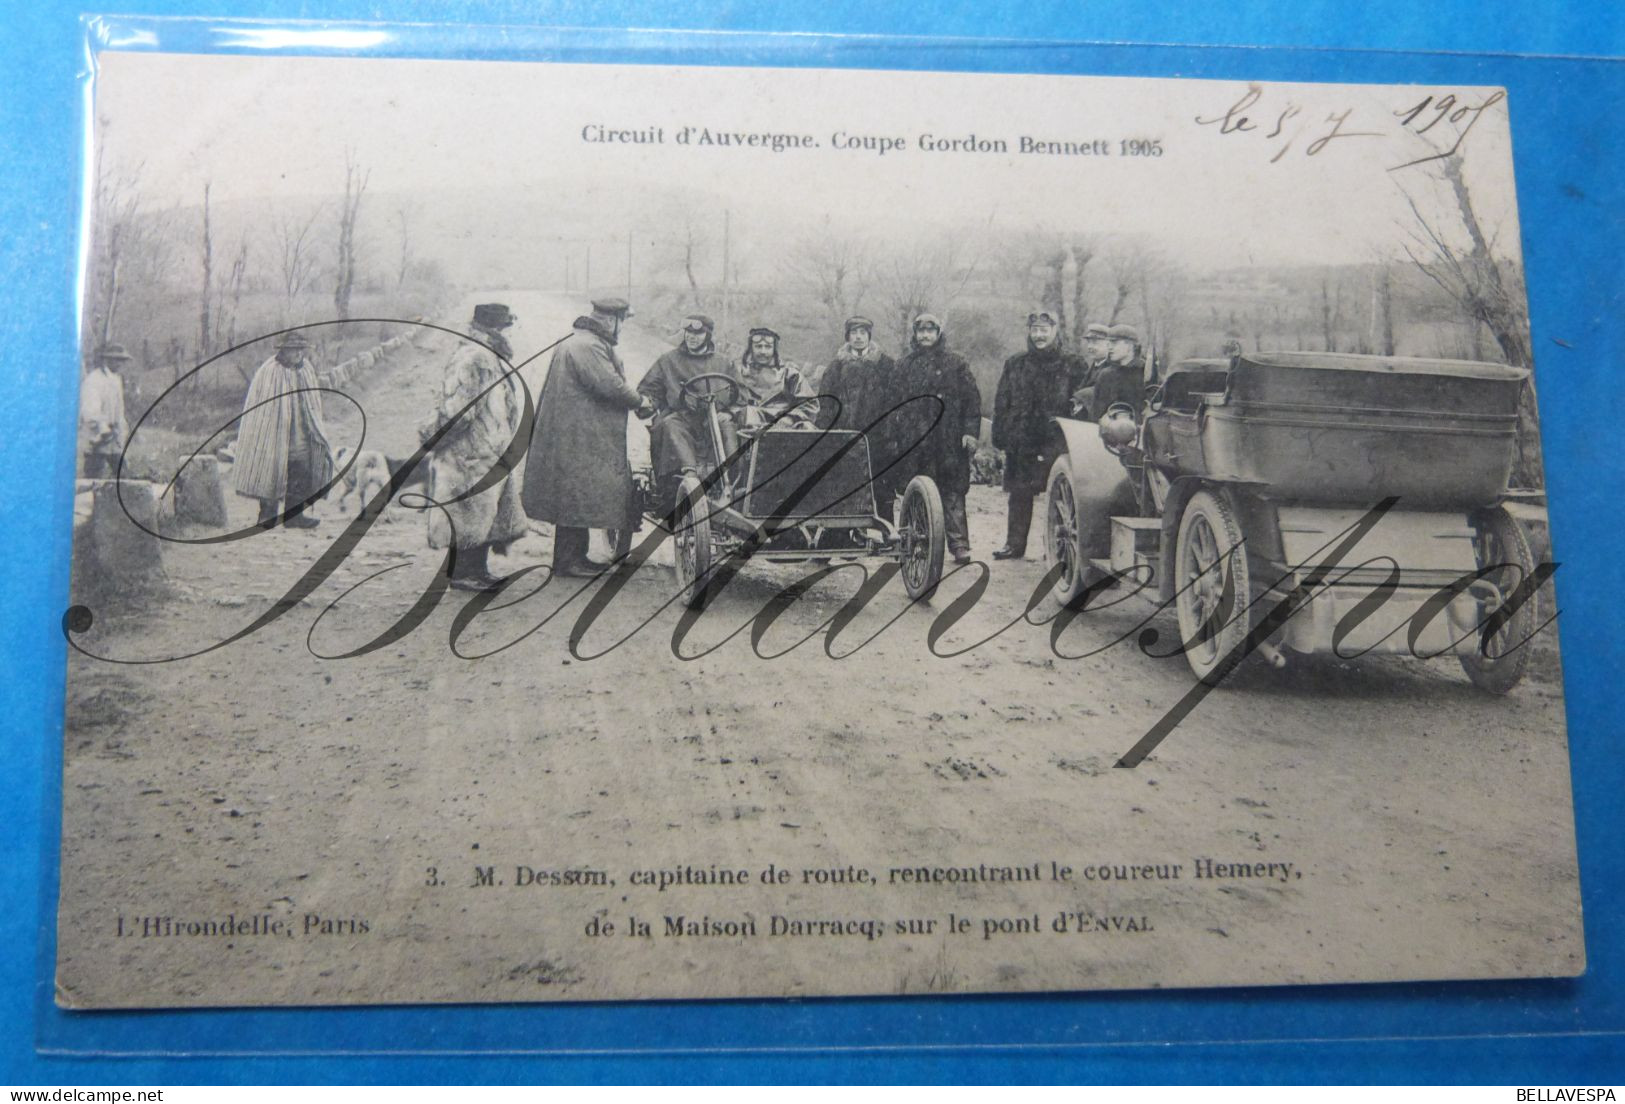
left=4, top=2, right=1623, bottom=1085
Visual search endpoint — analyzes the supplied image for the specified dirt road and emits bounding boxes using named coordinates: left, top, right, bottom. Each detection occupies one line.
left=55, top=293, right=1584, bottom=1007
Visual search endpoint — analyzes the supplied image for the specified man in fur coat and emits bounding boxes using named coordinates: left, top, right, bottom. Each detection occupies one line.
left=991, top=308, right=1080, bottom=559
left=895, top=313, right=982, bottom=564
left=816, top=316, right=906, bottom=521
left=418, top=302, right=528, bottom=590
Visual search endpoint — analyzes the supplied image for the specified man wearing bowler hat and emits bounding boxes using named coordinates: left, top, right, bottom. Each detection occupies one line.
left=80, top=343, right=131, bottom=479
left=523, top=297, right=654, bottom=578
left=233, top=331, right=334, bottom=530
left=417, top=302, right=528, bottom=590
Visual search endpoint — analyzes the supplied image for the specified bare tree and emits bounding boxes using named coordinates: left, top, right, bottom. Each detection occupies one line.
left=1066, top=234, right=1103, bottom=346
left=987, top=228, right=1054, bottom=301
left=682, top=218, right=706, bottom=307
left=986, top=230, right=1102, bottom=346
left=1319, top=271, right=1337, bottom=352
left=644, top=198, right=717, bottom=311
left=1096, top=238, right=1147, bottom=325
left=216, top=233, right=250, bottom=354
left=198, top=181, right=213, bottom=356
left=1135, top=250, right=1189, bottom=368
left=393, top=201, right=415, bottom=294
left=870, top=225, right=992, bottom=348
left=273, top=204, right=323, bottom=314
left=781, top=215, right=874, bottom=338
left=1376, top=263, right=1397, bottom=356
left=333, top=151, right=371, bottom=321
left=1397, top=151, right=1538, bottom=483
left=86, top=146, right=146, bottom=348
left=1398, top=153, right=1530, bottom=368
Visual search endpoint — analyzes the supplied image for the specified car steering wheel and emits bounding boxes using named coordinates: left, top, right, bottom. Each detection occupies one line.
left=679, top=372, right=742, bottom=409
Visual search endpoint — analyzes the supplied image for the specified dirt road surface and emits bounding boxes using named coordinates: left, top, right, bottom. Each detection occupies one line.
left=55, top=292, right=1585, bottom=1008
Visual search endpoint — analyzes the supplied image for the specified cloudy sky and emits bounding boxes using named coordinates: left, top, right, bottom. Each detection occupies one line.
left=91, top=49, right=1523, bottom=271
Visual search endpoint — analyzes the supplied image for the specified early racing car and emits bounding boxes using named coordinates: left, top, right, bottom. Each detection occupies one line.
left=632, top=372, right=949, bottom=609
left=1045, top=351, right=1542, bottom=691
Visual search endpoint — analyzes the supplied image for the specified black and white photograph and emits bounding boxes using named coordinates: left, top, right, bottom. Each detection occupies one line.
left=55, top=51, right=1581, bottom=1007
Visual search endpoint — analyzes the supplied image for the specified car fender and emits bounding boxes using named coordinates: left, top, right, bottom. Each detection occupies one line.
left=1048, top=416, right=1137, bottom=563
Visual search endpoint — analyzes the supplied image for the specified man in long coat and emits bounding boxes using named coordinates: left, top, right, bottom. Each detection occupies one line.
left=637, top=313, right=728, bottom=493
left=80, top=343, right=131, bottom=478
left=816, top=316, right=905, bottom=520
left=233, top=332, right=334, bottom=530
left=732, top=327, right=816, bottom=429
left=895, top=312, right=981, bottom=564
left=991, top=308, right=1079, bottom=560
left=522, top=297, right=652, bottom=577
left=418, top=302, right=528, bottom=590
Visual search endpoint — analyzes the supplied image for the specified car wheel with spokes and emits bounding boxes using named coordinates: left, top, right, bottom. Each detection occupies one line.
left=898, top=475, right=946, bottom=601
left=1173, top=489, right=1253, bottom=686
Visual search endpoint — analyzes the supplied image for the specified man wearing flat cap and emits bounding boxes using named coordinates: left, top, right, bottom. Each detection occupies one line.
left=816, top=316, right=909, bottom=520
left=1091, top=323, right=1148, bottom=420
left=417, top=302, right=528, bottom=590
left=523, top=297, right=654, bottom=578
left=991, top=308, right=1081, bottom=560
left=895, top=312, right=982, bottom=564
left=80, top=343, right=131, bottom=479
left=233, top=331, right=334, bottom=530
left=637, top=313, right=729, bottom=494
left=1069, top=321, right=1111, bottom=415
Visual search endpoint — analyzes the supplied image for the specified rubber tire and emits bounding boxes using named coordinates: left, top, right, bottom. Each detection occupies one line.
left=1044, top=456, right=1093, bottom=607
left=1173, top=489, right=1253, bottom=686
left=1458, top=506, right=1536, bottom=695
left=672, top=475, right=714, bottom=610
left=898, top=475, right=947, bottom=602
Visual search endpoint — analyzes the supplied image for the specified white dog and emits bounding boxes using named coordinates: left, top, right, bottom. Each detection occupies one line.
left=329, top=446, right=394, bottom=516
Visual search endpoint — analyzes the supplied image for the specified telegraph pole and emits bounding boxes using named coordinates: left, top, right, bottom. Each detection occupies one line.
left=721, top=208, right=732, bottom=346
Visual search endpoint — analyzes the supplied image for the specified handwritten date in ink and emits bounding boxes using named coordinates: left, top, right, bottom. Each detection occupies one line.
left=1194, top=83, right=1506, bottom=171
left=1194, top=84, right=1380, bottom=164
left=1388, top=89, right=1508, bottom=171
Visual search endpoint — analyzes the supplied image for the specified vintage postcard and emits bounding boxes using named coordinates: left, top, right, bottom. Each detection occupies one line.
left=56, top=47, right=1580, bottom=1007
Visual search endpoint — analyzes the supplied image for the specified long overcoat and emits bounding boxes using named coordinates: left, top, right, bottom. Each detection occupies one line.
left=818, top=345, right=907, bottom=493
left=991, top=341, right=1079, bottom=492
left=637, top=342, right=721, bottom=414
left=232, top=355, right=334, bottom=501
left=423, top=337, right=527, bottom=550
left=637, top=342, right=725, bottom=475
left=895, top=337, right=982, bottom=495
left=522, top=317, right=644, bottom=529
